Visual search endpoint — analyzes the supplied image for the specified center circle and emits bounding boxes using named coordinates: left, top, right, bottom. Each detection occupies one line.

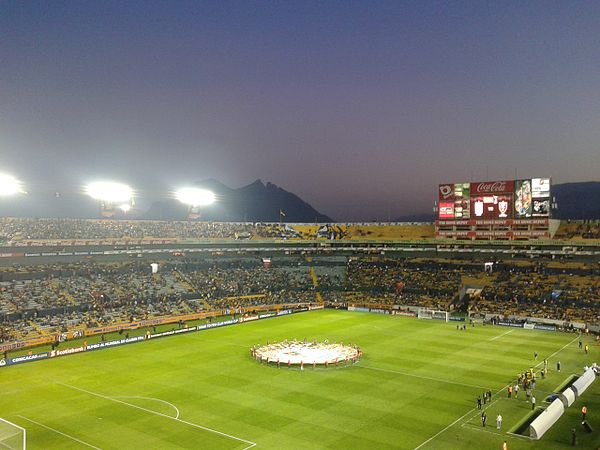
left=252, top=340, right=361, bottom=366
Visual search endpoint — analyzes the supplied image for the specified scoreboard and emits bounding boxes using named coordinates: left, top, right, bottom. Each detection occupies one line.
left=436, top=178, right=552, bottom=240
left=438, top=178, right=551, bottom=220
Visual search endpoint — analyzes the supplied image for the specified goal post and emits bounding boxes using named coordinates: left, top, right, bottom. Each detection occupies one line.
left=0, top=418, right=26, bottom=450
left=417, top=308, right=449, bottom=322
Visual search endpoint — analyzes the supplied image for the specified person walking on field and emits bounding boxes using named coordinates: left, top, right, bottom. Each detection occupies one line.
left=532, top=396, right=536, bottom=410
left=582, top=405, right=587, bottom=421
left=502, top=440, right=508, bottom=450
left=496, top=414, right=502, bottom=429
left=481, top=411, right=487, bottom=427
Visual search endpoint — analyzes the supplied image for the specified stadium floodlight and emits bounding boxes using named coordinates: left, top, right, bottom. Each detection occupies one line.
left=119, top=203, right=131, bottom=213
left=175, top=187, right=215, bottom=206
left=0, top=173, right=24, bottom=197
left=85, top=181, right=133, bottom=203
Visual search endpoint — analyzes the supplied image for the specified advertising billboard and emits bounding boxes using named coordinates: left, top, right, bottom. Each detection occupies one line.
left=515, top=179, right=533, bottom=218
left=438, top=182, right=470, bottom=219
left=531, top=178, right=551, bottom=217
left=453, top=183, right=470, bottom=219
left=470, top=180, right=515, bottom=196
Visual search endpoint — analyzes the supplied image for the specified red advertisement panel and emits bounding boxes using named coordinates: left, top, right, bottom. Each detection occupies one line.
left=470, top=180, right=515, bottom=196
left=438, top=184, right=454, bottom=201
left=438, top=202, right=454, bottom=219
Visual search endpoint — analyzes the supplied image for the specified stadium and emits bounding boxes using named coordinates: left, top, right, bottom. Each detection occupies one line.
left=0, top=176, right=599, bottom=450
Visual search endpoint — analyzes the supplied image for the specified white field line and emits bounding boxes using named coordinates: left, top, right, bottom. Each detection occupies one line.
left=360, top=365, right=490, bottom=390
left=461, top=423, right=506, bottom=438
left=58, top=383, right=256, bottom=450
left=112, top=396, right=180, bottom=419
left=506, top=431, right=534, bottom=440
left=489, top=329, right=514, bottom=341
left=462, top=422, right=532, bottom=441
left=17, top=415, right=101, bottom=450
left=412, top=334, right=579, bottom=450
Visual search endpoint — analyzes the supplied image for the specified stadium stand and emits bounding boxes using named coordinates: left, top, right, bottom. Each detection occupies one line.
left=0, top=217, right=436, bottom=242
left=554, top=221, right=600, bottom=241
left=0, top=214, right=599, bottom=350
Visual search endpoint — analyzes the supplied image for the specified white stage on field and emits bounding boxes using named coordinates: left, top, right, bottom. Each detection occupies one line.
left=253, top=341, right=359, bottom=365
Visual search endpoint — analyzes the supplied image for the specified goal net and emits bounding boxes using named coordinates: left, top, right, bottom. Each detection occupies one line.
left=0, top=418, right=26, bottom=450
left=417, top=308, right=449, bottom=322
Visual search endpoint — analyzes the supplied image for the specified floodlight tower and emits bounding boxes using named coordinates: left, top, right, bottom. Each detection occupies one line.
left=175, top=187, right=215, bottom=219
left=85, top=181, right=134, bottom=218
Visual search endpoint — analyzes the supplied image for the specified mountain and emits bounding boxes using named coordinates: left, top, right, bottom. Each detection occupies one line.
left=144, top=179, right=333, bottom=222
left=551, top=182, right=600, bottom=220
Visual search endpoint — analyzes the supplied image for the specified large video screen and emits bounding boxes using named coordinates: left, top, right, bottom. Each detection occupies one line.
left=438, top=178, right=550, bottom=220
left=471, top=195, right=512, bottom=219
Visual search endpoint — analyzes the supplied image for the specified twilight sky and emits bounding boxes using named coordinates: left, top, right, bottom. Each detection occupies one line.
left=1, top=1, right=600, bottom=220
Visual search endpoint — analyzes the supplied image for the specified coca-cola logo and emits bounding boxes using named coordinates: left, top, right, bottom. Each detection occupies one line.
left=475, top=181, right=507, bottom=193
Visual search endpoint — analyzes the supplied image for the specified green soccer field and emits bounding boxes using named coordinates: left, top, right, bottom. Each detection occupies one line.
left=1, top=310, right=598, bottom=450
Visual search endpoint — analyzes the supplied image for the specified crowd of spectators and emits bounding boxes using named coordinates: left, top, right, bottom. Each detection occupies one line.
left=184, top=266, right=312, bottom=301
left=343, top=258, right=477, bottom=310
left=0, top=261, right=319, bottom=342
left=0, top=218, right=303, bottom=242
left=555, top=221, right=600, bottom=240
left=469, top=262, right=600, bottom=325
left=0, top=218, right=427, bottom=242
left=0, top=257, right=599, bottom=344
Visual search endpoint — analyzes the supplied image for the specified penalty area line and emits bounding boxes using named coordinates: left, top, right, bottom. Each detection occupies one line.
left=57, top=383, right=256, bottom=449
left=112, top=396, right=180, bottom=419
left=17, top=415, right=102, bottom=450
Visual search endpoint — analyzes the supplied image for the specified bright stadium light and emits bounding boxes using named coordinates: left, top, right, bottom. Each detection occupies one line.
left=85, top=181, right=133, bottom=203
left=175, top=187, right=215, bottom=206
left=119, top=203, right=131, bottom=213
left=0, top=173, right=24, bottom=197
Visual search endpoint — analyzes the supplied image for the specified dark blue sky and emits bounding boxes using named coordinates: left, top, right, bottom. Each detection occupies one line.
left=1, top=1, right=599, bottom=220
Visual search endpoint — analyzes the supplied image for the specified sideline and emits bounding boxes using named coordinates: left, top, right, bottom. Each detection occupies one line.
left=17, top=415, right=102, bottom=450
left=112, top=396, right=180, bottom=419
left=58, top=383, right=256, bottom=450
left=359, top=365, right=490, bottom=390
left=412, top=334, right=579, bottom=450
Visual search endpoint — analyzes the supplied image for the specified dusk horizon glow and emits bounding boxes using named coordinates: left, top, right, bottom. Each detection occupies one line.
left=1, top=1, right=599, bottom=220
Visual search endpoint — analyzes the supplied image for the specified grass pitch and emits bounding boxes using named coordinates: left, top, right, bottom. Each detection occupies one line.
left=1, top=310, right=599, bottom=449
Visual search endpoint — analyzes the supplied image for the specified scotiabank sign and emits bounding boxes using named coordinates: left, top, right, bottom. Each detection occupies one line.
left=470, top=180, right=514, bottom=195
